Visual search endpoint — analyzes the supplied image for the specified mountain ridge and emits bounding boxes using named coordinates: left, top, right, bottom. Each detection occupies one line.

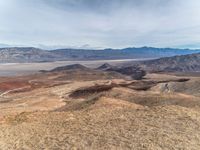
left=0, top=46, right=200, bottom=63
left=123, top=52, right=200, bottom=73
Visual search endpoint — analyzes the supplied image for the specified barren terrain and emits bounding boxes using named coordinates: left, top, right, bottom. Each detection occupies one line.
left=0, top=64, right=200, bottom=149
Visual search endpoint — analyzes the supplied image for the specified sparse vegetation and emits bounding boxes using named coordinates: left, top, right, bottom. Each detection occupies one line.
left=0, top=62, right=200, bottom=149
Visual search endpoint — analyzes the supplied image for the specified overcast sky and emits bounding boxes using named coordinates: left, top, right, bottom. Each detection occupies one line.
left=0, top=0, right=200, bottom=49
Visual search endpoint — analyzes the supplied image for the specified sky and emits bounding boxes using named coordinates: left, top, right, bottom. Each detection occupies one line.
left=0, top=0, right=200, bottom=49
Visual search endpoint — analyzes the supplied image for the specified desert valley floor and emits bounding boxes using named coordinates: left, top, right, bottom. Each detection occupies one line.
left=0, top=62, right=200, bottom=149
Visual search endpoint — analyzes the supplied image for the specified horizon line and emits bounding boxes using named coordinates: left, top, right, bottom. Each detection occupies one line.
left=0, top=45, right=200, bottom=51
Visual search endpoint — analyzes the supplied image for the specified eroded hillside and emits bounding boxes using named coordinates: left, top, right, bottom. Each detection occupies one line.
left=0, top=63, right=200, bottom=149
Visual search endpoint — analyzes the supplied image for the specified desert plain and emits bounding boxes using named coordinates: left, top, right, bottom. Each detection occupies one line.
left=0, top=61, right=199, bottom=150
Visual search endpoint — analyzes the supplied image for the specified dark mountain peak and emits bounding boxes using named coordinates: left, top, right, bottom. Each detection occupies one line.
left=97, top=63, right=113, bottom=70
left=50, top=64, right=89, bottom=72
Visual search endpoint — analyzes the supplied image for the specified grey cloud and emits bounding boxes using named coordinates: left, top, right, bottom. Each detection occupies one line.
left=40, top=0, right=174, bottom=14
left=0, top=0, right=200, bottom=49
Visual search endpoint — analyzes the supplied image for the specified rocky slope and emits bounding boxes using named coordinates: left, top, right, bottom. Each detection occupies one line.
left=140, top=53, right=200, bottom=72
left=121, top=52, right=200, bottom=73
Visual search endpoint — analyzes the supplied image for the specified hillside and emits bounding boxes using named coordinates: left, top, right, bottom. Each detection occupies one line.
left=49, top=64, right=90, bottom=72
left=138, top=53, right=200, bottom=72
left=119, top=52, right=200, bottom=73
left=0, top=47, right=61, bottom=63
left=0, top=47, right=200, bottom=63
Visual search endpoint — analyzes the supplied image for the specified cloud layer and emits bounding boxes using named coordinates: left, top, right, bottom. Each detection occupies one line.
left=0, top=0, right=200, bottom=49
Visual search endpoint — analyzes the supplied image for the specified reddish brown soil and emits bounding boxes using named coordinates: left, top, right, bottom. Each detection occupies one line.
left=0, top=81, right=30, bottom=91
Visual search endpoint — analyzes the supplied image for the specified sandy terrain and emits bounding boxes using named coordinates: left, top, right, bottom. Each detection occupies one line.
left=0, top=70, right=200, bottom=149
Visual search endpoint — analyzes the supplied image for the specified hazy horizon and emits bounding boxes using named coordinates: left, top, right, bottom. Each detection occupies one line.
left=0, top=44, right=200, bottom=50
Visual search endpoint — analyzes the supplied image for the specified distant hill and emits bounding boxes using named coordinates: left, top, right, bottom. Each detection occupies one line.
left=0, top=46, right=200, bottom=63
left=50, top=64, right=90, bottom=72
left=41, top=64, right=128, bottom=81
left=97, top=63, right=114, bottom=70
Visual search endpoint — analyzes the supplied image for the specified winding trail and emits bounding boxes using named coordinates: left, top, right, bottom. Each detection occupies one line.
left=0, top=86, right=30, bottom=97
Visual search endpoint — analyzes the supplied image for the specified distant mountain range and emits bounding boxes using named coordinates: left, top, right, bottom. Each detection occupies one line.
left=0, top=46, right=200, bottom=63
